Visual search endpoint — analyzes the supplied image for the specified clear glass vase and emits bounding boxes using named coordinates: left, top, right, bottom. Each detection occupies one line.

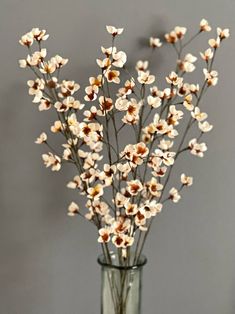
left=98, top=253, right=147, bottom=314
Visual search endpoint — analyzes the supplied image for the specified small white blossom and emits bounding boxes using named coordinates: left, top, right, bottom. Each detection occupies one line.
left=181, top=174, right=193, bottom=186
left=68, top=202, right=79, bottom=216
left=106, top=25, right=124, bottom=36
left=35, top=132, right=47, bottom=144
left=149, top=37, right=162, bottom=48
left=200, top=19, right=211, bottom=32
left=169, top=187, right=181, bottom=203
left=198, top=121, right=213, bottom=133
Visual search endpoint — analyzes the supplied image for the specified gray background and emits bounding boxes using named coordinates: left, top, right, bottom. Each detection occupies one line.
left=0, top=0, right=235, bottom=313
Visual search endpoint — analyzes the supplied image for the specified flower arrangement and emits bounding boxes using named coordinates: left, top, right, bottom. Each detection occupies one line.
left=19, top=20, right=229, bottom=267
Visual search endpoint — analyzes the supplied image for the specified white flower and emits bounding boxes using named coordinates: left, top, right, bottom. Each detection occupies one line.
left=67, top=202, right=79, bottom=216
left=112, top=51, right=127, bottom=68
left=42, top=153, right=61, bottom=171
left=217, top=27, right=230, bottom=39
left=19, top=32, right=34, bottom=46
left=40, top=61, right=56, bottom=74
left=203, top=69, right=218, bottom=86
left=166, top=71, right=183, bottom=86
left=51, top=55, right=68, bottom=68
left=35, top=132, right=47, bottom=144
left=174, top=26, right=187, bottom=39
left=191, top=107, right=208, bottom=122
left=137, top=71, right=155, bottom=85
left=98, top=228, right=111, bottom=243
left=31, top=28, right=49, bottom=41
left=136, top=60, right=149, bottom=72
left=39, top=98, right=51, bottom=111
left=208, top=38, right=220, bottom=49
left=105, top=69, right=120, bottom=84
left=179, top=54, right=197, bottom=73
left=183, top=94, right=194, bottom=111
left=154, top=149, right=175, bottom=166
left=147, top=95, right=161, bottom=108
left=87, top=184, right=104, bottom=200
left=51, top=120, right=63, bottom=133
left=200, top=48, right=214, bottom=62
left=198, top=121, right=213, bottom=133
left=181, top=174, right=193, bottom=186
left=19, top=59, right=27, bottom=68
left=127, top=180, right=143, bottom=196
left=189, top=138, right=207, bottom=157
left=67, top=175, right=81, bottom=189
left=208, top=37, right=220, bottom=49
left=106, top=25, right=124, bottom=36
left=200, top=19, right=211, bottom=32
left=149, top=37, right=162, bottom=48
left=169, top=187, right=181, bottom=203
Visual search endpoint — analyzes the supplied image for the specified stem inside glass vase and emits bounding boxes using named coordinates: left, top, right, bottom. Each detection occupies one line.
left=98, top=253, right=147, bottom=314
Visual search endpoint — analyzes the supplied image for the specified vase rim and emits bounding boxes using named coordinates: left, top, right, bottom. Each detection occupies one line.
left=97, top=252, right=147, bottom=270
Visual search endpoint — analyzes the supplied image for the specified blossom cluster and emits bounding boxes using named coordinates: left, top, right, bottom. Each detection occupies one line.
left=19, top=21, right=229, bottom=263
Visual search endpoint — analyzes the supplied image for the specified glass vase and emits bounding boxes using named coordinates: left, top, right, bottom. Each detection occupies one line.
left=98, top=252, right=147, bottom=314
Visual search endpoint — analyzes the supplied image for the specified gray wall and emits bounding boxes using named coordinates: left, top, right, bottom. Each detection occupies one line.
left=0, top=0, right=235, bottom=313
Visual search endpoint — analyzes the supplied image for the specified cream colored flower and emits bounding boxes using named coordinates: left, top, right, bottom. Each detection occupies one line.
left=175, top=26, right=187, bottom=39
left=169, top=187, right=181, bottom=203
left=67, top=202, right=79, bottom=216
left=167, top=105, right=184, bottom=126
left=19, top=32, right=34, bottom=46
left=166, top=71, right=183, bottom=86
left=83, top=106, right=98, bottom=121
left=200, top=48, right=214, bottom=62
left=191, top=107, right=208, bottom=122
left=98, top=96, right=113, bottom=115
left=179, top=54, right=197, bottom=73
left=189, top=138, right=207, bottom=157
left=84, top=86, right=98, bottom=102
left=19, top=59, right=27, bottom=68
left=181, top=173, right=193, bottom=186
left=105, top=69, right=120, bottom=84
left=59, top=80, right=80, bottom=98
left=51, top=55, right=68, bottom=68
left=98, top=228, right=111, bottom=243
left=165, top=31, right=177, bottom=43
left=140, top=200, right=162, bottom=218
left=154, top=149, right=175, bottom=166
left=158, top=139, right=174, bottom=150
left=35, top=132, right=47, bottom=144
left=39, top=98, right=51, bottom=111
left=127, top=180, right=143, bottom=196
left=183, top=94, right=194, bottom=111
left=67, top=175, right=82, bottom=189
left=40, top=61, right=56, bottom=74
left=51, top=120, right=63, bottom=133
left=118, top=80, right=135, bottom=97
left=135, top=211, right=146, bottom=227
left=42, top=153, right=61, bottom=171
left=149, top=37, right=162, bottom=48
left=112, top=51, right=127, bottom=68
left=124, top=203, right=138, bottom=216
left=147, top=95, right=162, bottom=108
left=106, top=25, right=124, bottom=36
left=217, top=27, right=230, bottom=40
left=145, top=177, right=163, bottom=197
left=31, top=28, right=49, bottom=41
left=115, top=192, right=129, bottom=208
left=203, top=69, right=218, bottom=86
left=87, top=184, right=104, bottom=200
left=198, top=121, right=213, bottom=133
left=200, top=19, right=211, bottom=32
left=138, top=71, right=155, bottom=85
left=208, top=38, right=220, bottom=49
left=136, top=60, right=149, bottom=72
